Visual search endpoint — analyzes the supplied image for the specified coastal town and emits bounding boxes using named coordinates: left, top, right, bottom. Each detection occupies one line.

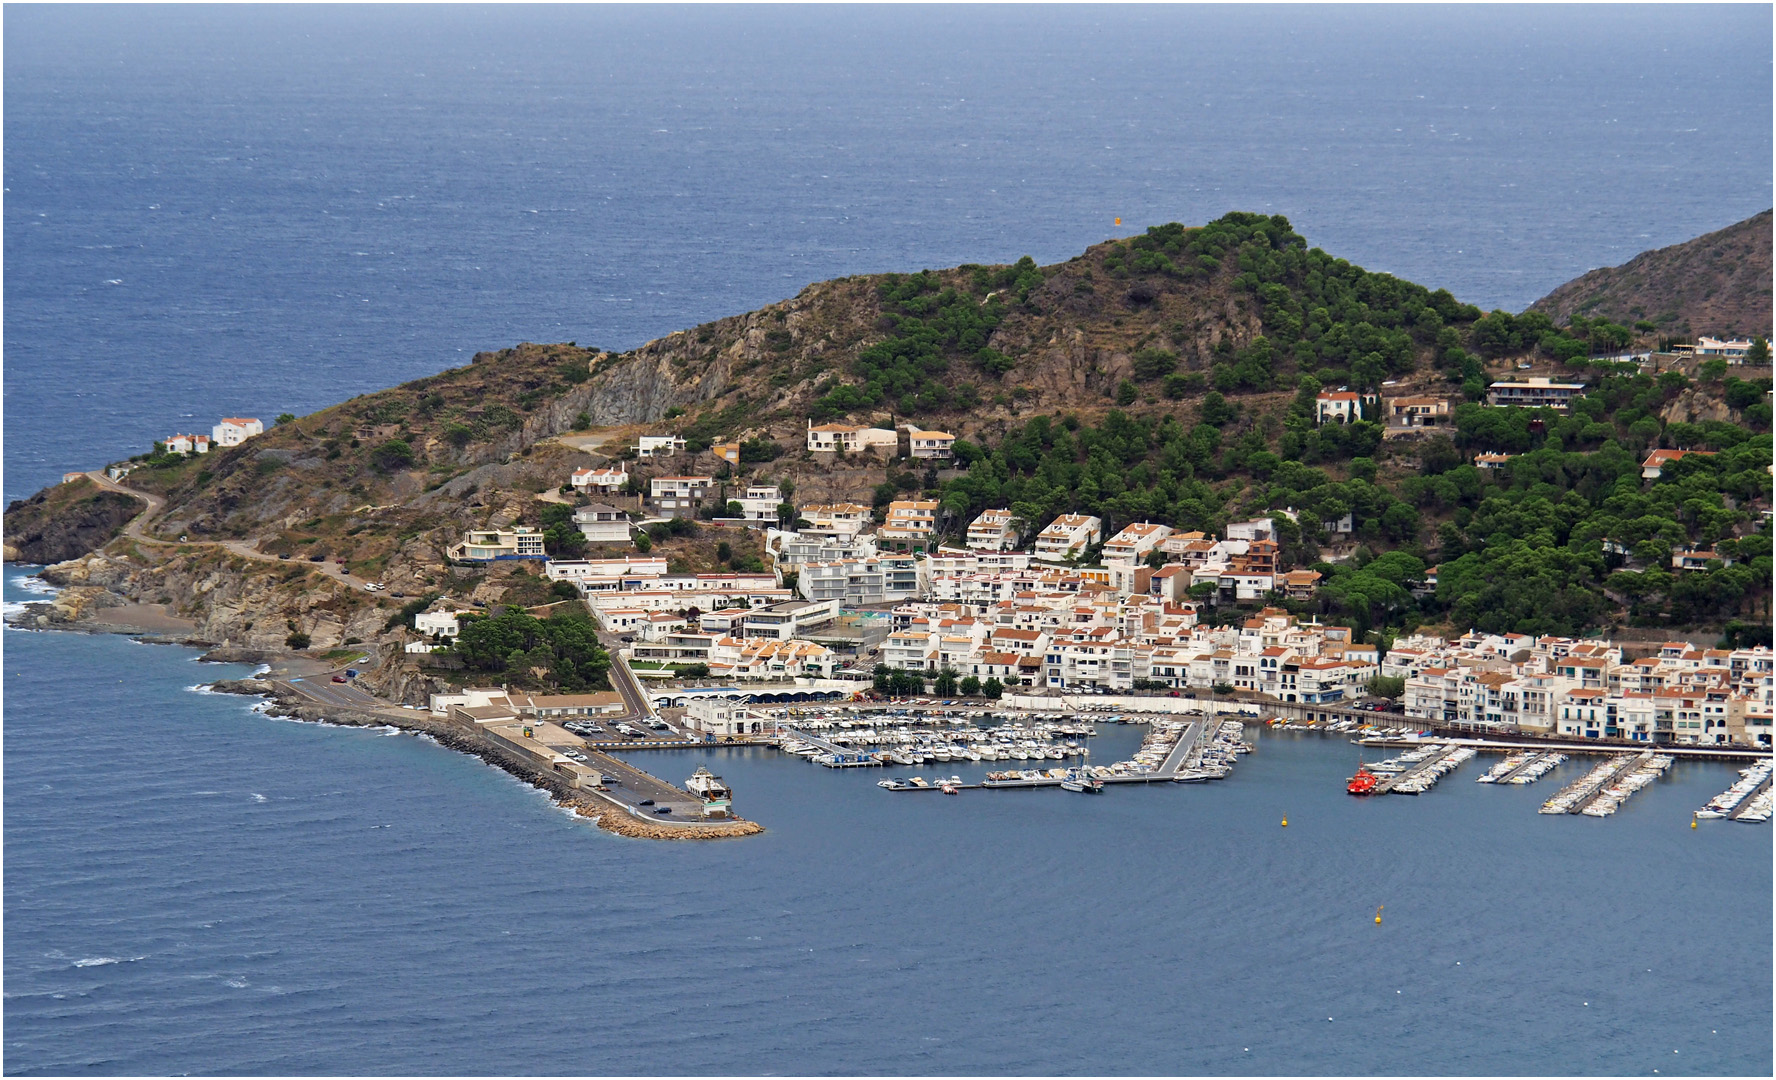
left=17, top=285, right=1772, bottom=838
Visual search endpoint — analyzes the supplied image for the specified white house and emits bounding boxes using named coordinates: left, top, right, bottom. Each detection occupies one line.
left=212, top=417, right=263, bottom=446
left=1487, top=377, right=1585, bottom=410
left=164, top=433, right=211, bottom=455
left=573, top=503, right=633, bottom=544
left=907, top=428, right=957, bottom=459
left=637, top=435, right=686, bottom=459
left=649, top=475, right=715, bottom=511
left=414, top=608, right=462, bottom=639
left=1102, top=522, right=1173, bottom=563
left=736, top=484, right=783, bottom=526
left=966, top=508, right=1020, bottom=551
left=1695, top=336, right=1754, bottom=361
left=571, top=466, right=628, bottom=494
left=878, top=500, right=938, bottom=551
left=447, top=527, right=547, bottom=562
left=1315, top=390, right=1374, bottom=425
left=798, top=502, right=872, bottom=539
left=1640, top=449, right=1714, bottom=480
left=805, top=421, right=899, bottom=454
left=1033, top=514, right=1103, bottom=561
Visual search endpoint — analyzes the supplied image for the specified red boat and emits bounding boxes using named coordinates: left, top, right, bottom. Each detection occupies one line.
left=1347, top=765, right=1379, bottom=796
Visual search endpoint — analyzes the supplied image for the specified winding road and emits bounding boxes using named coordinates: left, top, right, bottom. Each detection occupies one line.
left=84, top=471, right=374, bottom=592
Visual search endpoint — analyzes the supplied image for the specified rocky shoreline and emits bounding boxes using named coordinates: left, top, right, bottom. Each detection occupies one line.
left=6, top=591, right=764, bottom=841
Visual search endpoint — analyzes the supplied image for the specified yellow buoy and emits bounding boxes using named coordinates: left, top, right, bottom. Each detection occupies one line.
left=1281, top=817, right=1288, bottom=827
left=1375, top=905, right=1384, bottom=925
left=1691, top=817, right=1698, bottom=829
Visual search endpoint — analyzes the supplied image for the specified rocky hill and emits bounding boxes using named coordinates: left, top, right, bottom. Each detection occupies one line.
left=4, top=212, right=1770, bottom=668
left=1527, top=210, right=1772, bottom=338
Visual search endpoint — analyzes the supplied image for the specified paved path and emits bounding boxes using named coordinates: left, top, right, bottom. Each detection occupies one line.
left=85, top=471, right=372, bottom=592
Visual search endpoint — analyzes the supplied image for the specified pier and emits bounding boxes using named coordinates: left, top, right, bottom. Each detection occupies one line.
left=1373, top=743, right=1470, bottom=795
left=1729, top=772, right=1772, bottom=822
left=1540, top=752, right=1645, bottom=814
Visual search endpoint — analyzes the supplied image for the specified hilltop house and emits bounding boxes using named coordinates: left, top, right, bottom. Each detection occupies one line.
left=805, top=421, right=898, bottom=454
left=649, top=475, right=715, bottom=511
left=1486, top=377, right=1585, bottom=410
left=1641, top=449, right=1715, bottom=480
left=907, top=428, right=957, bottom=459
left=637, top=435, right=686, bottom=459
left=1315, top=390, right=1376, bottom=425
left=571, top=466, right=628, bottom=494
left=212, top=418, right=263, bottom=446
left=164, top=433, right=211, bottom=455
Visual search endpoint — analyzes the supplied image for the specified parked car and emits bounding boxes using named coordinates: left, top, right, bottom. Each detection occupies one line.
left=638, top=799, right=655, bottom=806
left=309, top=554, right=325, bottom=562
left=278, top=554, right=290, bottom=560
left=653, top=807, right=672, bottom=815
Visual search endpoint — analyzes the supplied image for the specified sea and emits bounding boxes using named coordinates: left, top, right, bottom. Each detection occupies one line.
left=3, top=6, right=1771, bottom=1075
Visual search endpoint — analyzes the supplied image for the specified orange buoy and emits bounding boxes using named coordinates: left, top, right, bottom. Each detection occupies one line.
left=1114, top=217, right=1122, bottom=226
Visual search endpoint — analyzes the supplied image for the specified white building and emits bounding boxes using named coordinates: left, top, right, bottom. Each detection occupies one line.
left=798, top=555, right=922, bottom=606
left=1486, top=378, right=1586, bottom=410
left=965, top=509, right=1020, bottom=551
left=1315, top=390, right=1375, bottom=425
left=571, top=466, right=628, bottom=494
left=878, top=499, right=938, bottom=551
left=1033, top=514, right=1103, bottom=562
left=1695, top=336, right=1754, bottom=361
left=649, top=475, right=715, bottom=511
left=1102, top=522, right=1173, bottom=563
left=907, top=428, right=957, bottom=459
left=447, top=527, right=547, bottom=562
left=805, top=421, right=899, bottom=454
left=414, top=608, right=462, bottom=640
left=163, top=433, right=211, bottom=455
left=735, top=485, right=783, bottom=526
left=798, top=502, right=872, bottom=539
left=685, top=697, right=757, bottom=737
left=573, top=503, right=633, bottom=544
left=637, top=435, right=687, bottom=459
left=212, top=417, right=264, bottom=446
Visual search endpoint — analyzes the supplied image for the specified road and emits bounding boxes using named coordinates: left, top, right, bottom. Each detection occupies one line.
left=86, top=470, right=373, bottom=593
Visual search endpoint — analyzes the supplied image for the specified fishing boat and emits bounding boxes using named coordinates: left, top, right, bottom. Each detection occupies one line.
left=1347, top=764, right=1379, bottom=796
left=684, top=766, right=734, bottom=818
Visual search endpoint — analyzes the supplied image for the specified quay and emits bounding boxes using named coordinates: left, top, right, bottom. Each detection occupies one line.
left=777, top=725, right=884, bottom=767
left=1493, top=750, right=1564, bottom=785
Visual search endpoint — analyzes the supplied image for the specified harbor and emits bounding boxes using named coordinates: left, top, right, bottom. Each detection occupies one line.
left=1696, top=761, right=1773, bottom=822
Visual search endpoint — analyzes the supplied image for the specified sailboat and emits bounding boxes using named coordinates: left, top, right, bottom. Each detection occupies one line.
left=1061, top=740, right=1105, bottom=793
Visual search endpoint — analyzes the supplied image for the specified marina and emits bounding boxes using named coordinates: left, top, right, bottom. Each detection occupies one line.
left=1576, top=754, right=1673, bottom=818
left=879, top=715, right=1251, bottom=792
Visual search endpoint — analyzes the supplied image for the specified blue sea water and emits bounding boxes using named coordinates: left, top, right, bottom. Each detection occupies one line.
left=4, top=573, right=1771, bottom=1076
left=3, top=7, right=1772, bottom=1075
left=4, top=5, right=1771, bottom=500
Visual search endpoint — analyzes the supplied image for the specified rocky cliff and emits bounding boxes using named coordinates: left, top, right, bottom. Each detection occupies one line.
left=3, top=478, right=141, bottom=564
